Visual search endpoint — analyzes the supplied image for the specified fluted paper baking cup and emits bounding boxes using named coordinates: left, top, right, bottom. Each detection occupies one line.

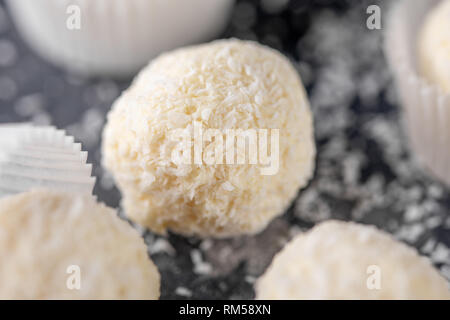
left=0, top=124, right=95, bottom=197
left=385, top=0, right=450, bottom=185
left=6, top=0, right=235, bottom=77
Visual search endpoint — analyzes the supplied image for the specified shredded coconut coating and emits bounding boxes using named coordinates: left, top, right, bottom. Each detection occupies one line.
left=102, top=39, right=315, bottom=237
left=0, top=189, right=160, bottom=299
left=256, top=221, right=450, bottom=299
left=418, top=0, right=450, bottom=93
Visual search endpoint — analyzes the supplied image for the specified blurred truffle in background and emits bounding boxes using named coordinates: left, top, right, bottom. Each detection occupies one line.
left=0, top=189, right=160, bottom=299
left=5, top=0, right=235, bottom=77
left=418, top=0, right=450, bottom=94
left=256, top=221, right=450, bottom=300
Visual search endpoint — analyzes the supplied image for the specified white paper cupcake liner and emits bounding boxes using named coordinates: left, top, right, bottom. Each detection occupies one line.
left=385, top=0, right=450, bottom=185
left=5, top=0, right=235, bottom=77
left=0, top=124, right=95, bottom=197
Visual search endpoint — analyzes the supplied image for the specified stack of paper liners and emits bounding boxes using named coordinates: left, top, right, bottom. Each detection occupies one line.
left=0, top=124, right=95, bottom=197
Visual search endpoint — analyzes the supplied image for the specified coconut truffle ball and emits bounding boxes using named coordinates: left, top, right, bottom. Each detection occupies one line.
left=418, top=0, right=450, bottom=93
left=256, top=221, right=450, bottom=300
left=102, top=39, right=315, bottom=237
left=0, top=189, right=160, bottom=299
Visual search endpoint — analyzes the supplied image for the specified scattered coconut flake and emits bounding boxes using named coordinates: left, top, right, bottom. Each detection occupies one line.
left=149, top=238, right=176, bottom=256
left=175, top=286, right=193, bottom=297
left=191, top=249, right=213, bottom=275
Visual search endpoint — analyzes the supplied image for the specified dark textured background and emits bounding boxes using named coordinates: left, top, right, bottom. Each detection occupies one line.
left=0, top=0, right=449, bottom=299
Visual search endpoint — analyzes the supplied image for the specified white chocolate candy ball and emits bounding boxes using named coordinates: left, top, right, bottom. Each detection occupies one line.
left=256, top=221, right=450, bottom=300
left=102, top=39, right=315, bottom=237
left=0, top=189, right=160, bottom=299
left=418, top=0, right=450, bottom=93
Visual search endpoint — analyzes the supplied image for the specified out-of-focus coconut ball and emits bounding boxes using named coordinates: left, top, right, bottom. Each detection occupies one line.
left=255, top=221, right=450, bottom=299
left=0, top=189, right=160, bottom=299
left=102, top=39, right=315, bottom=237
left=417, top=0, right=450, bottom=93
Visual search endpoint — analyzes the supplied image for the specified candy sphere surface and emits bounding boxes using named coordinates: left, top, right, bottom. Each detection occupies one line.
left=0, top=189, right=160, bottom=299
left=103, top=39, right=315, bottom=237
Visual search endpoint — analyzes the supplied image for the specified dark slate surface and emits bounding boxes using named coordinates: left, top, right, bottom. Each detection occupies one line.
left=0, top=0, right=448, bottom=299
